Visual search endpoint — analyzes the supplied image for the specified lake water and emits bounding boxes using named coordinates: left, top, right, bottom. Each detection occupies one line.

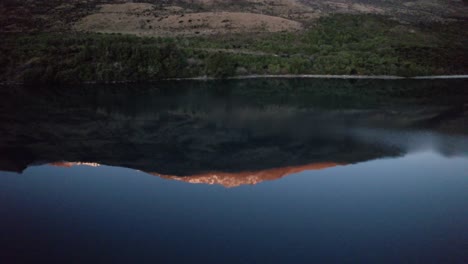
left=1, top=79, right=467, bottom=263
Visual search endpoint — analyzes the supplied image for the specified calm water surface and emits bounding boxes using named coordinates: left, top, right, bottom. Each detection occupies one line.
left=1, top=79, right=467, bottom=263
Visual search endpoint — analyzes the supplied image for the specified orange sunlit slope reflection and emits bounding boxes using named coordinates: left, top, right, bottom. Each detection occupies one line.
left=48, top=161, right=341, bottom=188
left=154, top=162, right=342, bottom=187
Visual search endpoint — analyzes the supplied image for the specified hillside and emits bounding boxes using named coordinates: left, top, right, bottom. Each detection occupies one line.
left=2, top=0, right=467, bottom=34
left=0, top=0, right=467, bottom=82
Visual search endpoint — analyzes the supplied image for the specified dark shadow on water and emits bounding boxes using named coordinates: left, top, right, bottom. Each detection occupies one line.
left=0, top=78, right=467, bottom=180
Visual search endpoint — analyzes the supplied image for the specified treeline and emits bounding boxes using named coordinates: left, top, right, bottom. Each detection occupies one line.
left=0, top=34, right=189, bottom=83
left=180, top=14, right=468, bottom=77
left=0, top=14, right=466, bottom=84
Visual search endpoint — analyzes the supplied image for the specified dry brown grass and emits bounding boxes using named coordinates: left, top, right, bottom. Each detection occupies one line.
left=74, top=3, right=303, bottom=36
left=2, top=0, right=467, bottom=33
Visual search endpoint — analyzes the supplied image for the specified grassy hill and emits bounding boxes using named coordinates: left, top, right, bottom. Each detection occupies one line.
left=2, top=0, right=467, bottom=34
left=0, top=0, right=467, bottom=83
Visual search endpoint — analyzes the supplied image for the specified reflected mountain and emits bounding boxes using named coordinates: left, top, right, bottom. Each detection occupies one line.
left=157, top=162, right=343, bottom=187
left=49, top=161, right=341, bottom=187
left=0, top=79, right=467, bottom=186
left=49, top=162, right=101, bottom=168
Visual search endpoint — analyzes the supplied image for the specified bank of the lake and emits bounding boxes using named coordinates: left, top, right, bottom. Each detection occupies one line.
left=1, top=15, right=467, bottom=84
left=167, top=74, right=468, bottom=81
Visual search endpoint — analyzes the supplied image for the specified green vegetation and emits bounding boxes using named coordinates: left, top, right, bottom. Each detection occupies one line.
left=1, top=14, right=467, bottom=84
left=0, top=34, right=188, bottom=83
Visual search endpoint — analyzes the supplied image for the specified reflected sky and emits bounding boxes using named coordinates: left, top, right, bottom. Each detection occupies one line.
left=1, top=151, right=467, bottom=263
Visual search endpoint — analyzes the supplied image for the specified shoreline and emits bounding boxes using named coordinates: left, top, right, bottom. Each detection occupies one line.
left=166, top=74, right=468, bottom=81
left=1, top=75, right=468, bottom=86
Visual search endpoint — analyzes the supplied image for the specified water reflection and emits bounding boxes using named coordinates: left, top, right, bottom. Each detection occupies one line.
left=0, top=79, right=467, bottom=183
left=1, top=79, right=468, bottom=263
left=37, top=124, right=467, bottom=188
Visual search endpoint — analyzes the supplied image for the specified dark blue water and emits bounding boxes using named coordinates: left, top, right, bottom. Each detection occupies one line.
left=1, top=79, right=467, bottom=263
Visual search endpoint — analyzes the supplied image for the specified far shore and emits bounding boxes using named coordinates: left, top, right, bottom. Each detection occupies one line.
left=167, top=74, right=468, bottom=81
left=1, top=75, right=468, bottom=86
